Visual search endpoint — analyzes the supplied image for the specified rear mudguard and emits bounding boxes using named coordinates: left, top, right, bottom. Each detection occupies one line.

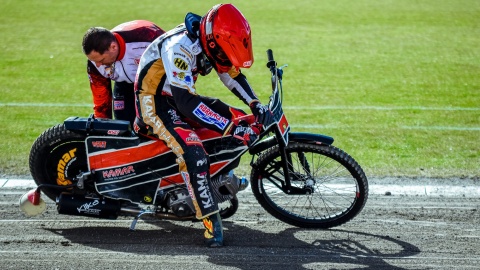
left=249, top=132, right=334, bottom=155
left=64, top=116, right=133, bottom=137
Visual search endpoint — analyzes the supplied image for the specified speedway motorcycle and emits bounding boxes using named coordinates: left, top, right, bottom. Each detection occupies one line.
left=20, top=50, right=368, bottom=230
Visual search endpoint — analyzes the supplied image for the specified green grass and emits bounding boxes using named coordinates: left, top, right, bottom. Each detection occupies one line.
left=1, top=0, right=479, bottom=179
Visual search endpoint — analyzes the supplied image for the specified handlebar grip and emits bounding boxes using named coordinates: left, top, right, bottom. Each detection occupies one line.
left=267, top=49, right=274, bottom=62
left=266, top=49, right=276, bottom=69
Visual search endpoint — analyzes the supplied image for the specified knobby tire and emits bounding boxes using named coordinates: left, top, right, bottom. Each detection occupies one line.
left=29, top=124, right=88, bottom=201
left=250, top=142, right=368, bottom=228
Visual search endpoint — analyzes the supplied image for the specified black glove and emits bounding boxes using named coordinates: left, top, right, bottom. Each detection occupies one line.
left=250, top=101, right=274, bottom=128
left=230, top=121, right=260, bottom=147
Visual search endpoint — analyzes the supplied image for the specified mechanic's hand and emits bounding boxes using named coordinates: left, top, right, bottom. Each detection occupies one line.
left=250, top=101, right=274, bottom=128
left=230, top=121, right=260, bottom=147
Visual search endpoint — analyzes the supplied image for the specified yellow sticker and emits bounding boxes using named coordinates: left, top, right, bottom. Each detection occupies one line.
left=56, top=148, right=77, bottom=185
left=174, top=58, right=189, bottom=71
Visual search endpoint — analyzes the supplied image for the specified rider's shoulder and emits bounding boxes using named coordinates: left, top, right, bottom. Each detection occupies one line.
left=164, top=34, right=202, bottom=61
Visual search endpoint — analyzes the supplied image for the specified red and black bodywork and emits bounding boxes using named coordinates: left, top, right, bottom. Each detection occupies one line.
left=64, top=116, right=248, bottom=205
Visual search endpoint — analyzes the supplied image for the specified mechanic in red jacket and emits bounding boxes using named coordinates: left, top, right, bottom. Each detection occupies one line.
left=82, top=20, right=164, bottom=126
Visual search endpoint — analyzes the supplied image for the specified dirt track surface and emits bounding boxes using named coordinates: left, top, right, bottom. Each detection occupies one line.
left=1, top=179, right=479, bottom=270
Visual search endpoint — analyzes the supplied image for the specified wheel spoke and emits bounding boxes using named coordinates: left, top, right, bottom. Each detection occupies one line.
left=251, top=142, right=368, bottom=228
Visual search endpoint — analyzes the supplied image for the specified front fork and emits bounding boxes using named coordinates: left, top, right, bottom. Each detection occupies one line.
left=251, top=130, right=311, bottom=195
left=276, top=129, right=294, bottom=192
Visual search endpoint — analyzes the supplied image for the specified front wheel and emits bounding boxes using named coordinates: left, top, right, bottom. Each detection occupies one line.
left=250, top=142, right=368, bottom=228
left=29, top=124, right=88, bottom=201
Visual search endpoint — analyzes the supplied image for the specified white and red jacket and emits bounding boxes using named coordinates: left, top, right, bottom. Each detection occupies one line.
left=87, top=20, right=164, bottom=118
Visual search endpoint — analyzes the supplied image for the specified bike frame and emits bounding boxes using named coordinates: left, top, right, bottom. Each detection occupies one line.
left=247, top=49, right=335, bottom=195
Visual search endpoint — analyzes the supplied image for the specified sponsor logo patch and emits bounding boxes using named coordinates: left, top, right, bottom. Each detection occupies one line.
left=196, top=172, right=213, bottom=208
left=114, top=100, right=124, bottom=110
left=173, top=71, right=186, bottom=80
left=107, top=130, right=120, bottom=135
left=185, top=132, right=201, bottom=145
left=243, top=60, right=252, bottom=67
left=174, top=127, right=202, bottom=146
left=56, top=148, right=77, bottom=185
left=191, top=42, right=202, bottom=55
left=179, top=45, right=194, bottom=59
left=174, top=52, right=187, bottom=58
left=92, top=141, right=106, bottom=148
left=172, top=72, right=193, bottom=86
left=168, top=109, right=185, bottom=125
left=104, top=63, right=116, bottom=79
left=77, top=200, right=101, bottom=215
left=193, top=103, right=229, bottom=130
left=184, top=75, right=192, bottom=85
left=174, top=58, right=189, bottom=71
left=197, top=158, right=207, bottom=167
left=102, top=165, right=135, bottom=179
left=181, top=171, right=195, bottom=199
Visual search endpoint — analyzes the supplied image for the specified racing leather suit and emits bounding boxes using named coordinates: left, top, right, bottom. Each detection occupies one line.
left=134, top=25, right=262, bottom=219
left=87, top=20, right=164, bottom=125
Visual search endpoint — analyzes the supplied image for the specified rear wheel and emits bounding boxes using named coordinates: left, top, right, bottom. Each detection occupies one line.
left=29, top=124, right=88, bottom=201
left=250, top=142, right=368, bottom=228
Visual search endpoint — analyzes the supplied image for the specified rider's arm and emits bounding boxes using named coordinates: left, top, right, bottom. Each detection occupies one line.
left=87, top=61, right=112, bottom=119
left=217, top=68, right=260, bottom=107
left=218, top=67, right=274, bottom=127
left=160, top=38, right=231, bottom=134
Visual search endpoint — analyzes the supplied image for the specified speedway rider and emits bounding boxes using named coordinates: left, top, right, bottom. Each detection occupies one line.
left=134, top=4, right=273, bottom=247
left=82, top=20, right=164, bottom=126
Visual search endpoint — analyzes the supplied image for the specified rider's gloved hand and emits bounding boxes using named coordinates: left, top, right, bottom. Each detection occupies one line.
left=250, top=101, right=274, bottom=128
left=229, top=121, right=260, bottom=147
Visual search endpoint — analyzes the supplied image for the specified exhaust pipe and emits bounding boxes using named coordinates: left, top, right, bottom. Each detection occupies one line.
left=56, top=193, right=121, bottom=219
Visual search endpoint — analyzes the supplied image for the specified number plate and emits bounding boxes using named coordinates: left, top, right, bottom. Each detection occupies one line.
left=277, top=113, right=290, bottom=145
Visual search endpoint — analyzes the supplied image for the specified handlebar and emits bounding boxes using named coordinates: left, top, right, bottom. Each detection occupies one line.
left=267, top=49, right=274, bottom=62
left=232, top=49, right=287, bottom=139
left=266, top=49, right=276, bottom=70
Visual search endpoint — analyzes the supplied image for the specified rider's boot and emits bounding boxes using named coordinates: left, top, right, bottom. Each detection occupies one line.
left=202, top=212, right=223, bottom=247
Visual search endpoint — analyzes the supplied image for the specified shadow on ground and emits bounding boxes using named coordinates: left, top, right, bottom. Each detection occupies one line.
left=46, top=220, right=420, bottom=269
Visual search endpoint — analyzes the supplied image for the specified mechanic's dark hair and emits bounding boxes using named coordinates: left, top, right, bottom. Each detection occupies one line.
left=82, top=27, right=115, bottom=55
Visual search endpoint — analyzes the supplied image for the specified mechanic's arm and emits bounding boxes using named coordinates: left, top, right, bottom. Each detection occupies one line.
left=87, top=61, right=112, bottom=119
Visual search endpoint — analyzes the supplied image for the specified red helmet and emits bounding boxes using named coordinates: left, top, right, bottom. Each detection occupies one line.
left=199, top=4, right=254, bottom=73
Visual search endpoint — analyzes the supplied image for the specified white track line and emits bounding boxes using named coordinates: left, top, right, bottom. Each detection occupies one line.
left=2, top=103, right=478, bottom=131
left=290, top=124, right=480, bottom=131
left=401, top=126, right=480, bottom=131
left=2, top=179, right=479, bottom=197
left=284, top=105, right=480, bottom=111
left=0, top=103, right=92, bottom=107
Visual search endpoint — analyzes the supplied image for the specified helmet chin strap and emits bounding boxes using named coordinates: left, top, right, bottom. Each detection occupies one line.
left=185, top=12, right=214, bottom=76
left=197, top=53, right=213, bottom=76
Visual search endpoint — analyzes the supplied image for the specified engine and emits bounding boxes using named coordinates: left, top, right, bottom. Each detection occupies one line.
left=166, top=188, right=195, bottom=217
left=165, top=171, right=248, bottom=217
left=52, top=171, right=249, bottom=220
left=210, top=171, right=248, bottom=203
